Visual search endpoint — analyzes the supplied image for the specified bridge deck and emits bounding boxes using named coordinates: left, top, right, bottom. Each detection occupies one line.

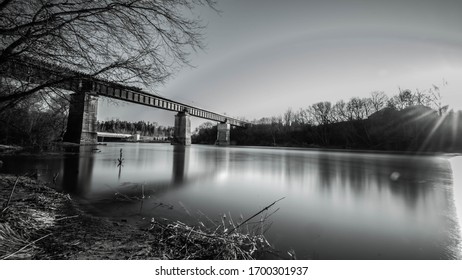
left=90, top=81, right=245, bottom=127
left=3, top=57, right=248, bottom=127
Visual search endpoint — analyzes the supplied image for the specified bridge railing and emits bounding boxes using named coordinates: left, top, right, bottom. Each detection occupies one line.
left=3, top=56, right=249, bottom=127
left=92, top=80, right=246, bottom=127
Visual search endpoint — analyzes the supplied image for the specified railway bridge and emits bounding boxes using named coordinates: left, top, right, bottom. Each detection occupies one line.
left=3, top=57, right=248, bottom=146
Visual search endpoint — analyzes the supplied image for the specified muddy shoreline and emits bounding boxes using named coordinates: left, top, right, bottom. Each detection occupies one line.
left=0, top=174, right=275, bottom=260
left=0, top=174, right=162, bottom=259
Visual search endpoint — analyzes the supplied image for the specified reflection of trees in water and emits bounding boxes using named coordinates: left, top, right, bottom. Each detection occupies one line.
left=312, top=153, right=452, bottom=210
left=382, top=157, right=452, bottom=209
left=170, top=148, right=453, bottom=215
left=283, top=153, right=313, bottom=190
left=317, top=153, right=334, bottom=190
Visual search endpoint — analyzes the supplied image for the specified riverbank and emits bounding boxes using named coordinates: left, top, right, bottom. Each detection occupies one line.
left=0, top=174, right=273, bottom=260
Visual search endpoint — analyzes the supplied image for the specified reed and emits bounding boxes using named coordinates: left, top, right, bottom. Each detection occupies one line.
left=147, top=198, right=284, bottom=259
left=0, top=174, right=283, bottom=259
left=0, top=175, right=62, bottom=259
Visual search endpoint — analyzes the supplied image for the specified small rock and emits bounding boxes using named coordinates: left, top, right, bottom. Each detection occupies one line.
left=0, top=160, right=3, bottom=169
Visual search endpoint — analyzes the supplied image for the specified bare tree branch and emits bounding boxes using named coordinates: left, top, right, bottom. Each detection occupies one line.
left=1, top=0, right=217, bottom=107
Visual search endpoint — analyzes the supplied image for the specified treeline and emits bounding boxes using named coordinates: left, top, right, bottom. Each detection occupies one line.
left=192, top=122, right=217, bottom=144
left=97, top=120, right=174, bottom=138
left=0, top=86, right=68, bottom=150
left=0, top=81, right=174, bottom=149
left=193, top=86, right=462, bottom=152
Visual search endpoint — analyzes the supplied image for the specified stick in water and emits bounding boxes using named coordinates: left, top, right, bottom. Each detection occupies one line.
left=226, top=197, right=285, bottom=236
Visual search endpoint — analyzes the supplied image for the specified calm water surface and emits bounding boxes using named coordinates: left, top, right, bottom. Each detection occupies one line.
left=2, top=143, right=462, bottom=259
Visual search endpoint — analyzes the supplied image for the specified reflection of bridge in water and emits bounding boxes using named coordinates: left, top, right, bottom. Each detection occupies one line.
left=60, top=146, right=224, bottom=200
left=4, top=57, right=249, bottom=146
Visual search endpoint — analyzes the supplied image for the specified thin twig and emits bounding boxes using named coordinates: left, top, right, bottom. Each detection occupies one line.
left=1, top=233, right=53, bottom=260
left=2, top=176, right=20, bottom=213
left=228, top=211, right=236, bottom=228
left=196, top=210, right=217, bottom=226
left=227, top=197, right=285, bottom=236
left=52, top=172, right=59, bottom=185
left=55, top=215, right=79, bottom=221
left=263, top=207, right=280, bottom=220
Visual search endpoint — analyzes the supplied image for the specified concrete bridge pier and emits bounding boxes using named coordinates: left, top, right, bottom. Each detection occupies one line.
left=63, top=92, right=99, bottom=144
left=172, top=111, right=191, bottom=146
left=216, top=120, right=231, bottom=146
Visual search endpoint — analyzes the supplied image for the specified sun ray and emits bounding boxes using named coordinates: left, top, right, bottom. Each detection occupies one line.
left=418, top=110, right=451, bottom=152
left=399, top=108, right=436, bottom=127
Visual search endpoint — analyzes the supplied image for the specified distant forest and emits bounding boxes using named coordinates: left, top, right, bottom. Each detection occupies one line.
left=97, top=120, right=174, bottom=138
left=193, top=86, right=462, bottom=153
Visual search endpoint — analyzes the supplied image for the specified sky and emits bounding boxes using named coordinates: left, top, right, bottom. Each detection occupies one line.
left=98, top=0, right=462, bottom=128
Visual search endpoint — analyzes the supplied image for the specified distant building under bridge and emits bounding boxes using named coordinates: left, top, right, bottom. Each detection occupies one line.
left=97, top=132, right=140, bottom=142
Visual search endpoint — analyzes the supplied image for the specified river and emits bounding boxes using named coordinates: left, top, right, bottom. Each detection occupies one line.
left=2, top=143, right=461, bottom=259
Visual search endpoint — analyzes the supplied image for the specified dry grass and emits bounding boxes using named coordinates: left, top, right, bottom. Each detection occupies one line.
left=0, top=175, right=63, bottom=259
left=0, top=174, right=280, bottom=259
left=0, top=222, right=35, bottom=259
left=148, top=219, right=272, bottom=260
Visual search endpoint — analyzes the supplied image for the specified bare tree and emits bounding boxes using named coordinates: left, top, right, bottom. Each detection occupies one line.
left=361, top=97, right=373, bottom=117
left=369, top=91, right=388, bottom=113
left=310, top=101, right=333, bottom=125
left=428, top=82, right=449, bottom=115
left=256, top=117, right=272, bottom=125
left=332, top=100, right=348, bottom=122
left=270, top=116, right=282, bottom=146
left=346, top=97, right=366, bottom=120
left=0, top=0, right=216, bottom=107
left=291, top=108, right=309, bottom=126
left=413, top=89, right=432, bottom=107
left=283, top=107, right=294, bottom=127
left=389, top=88, right=417, bottom=110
